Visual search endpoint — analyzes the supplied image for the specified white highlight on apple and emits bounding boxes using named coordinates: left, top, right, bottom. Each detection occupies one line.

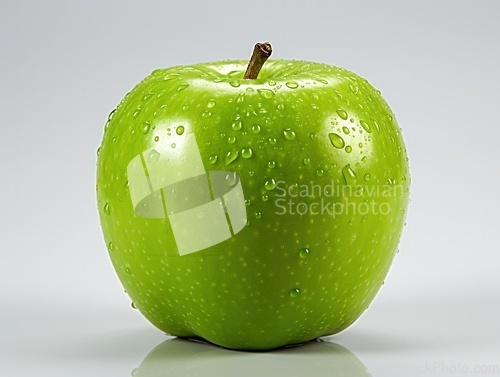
left=127, top=133, right=247, bottom=256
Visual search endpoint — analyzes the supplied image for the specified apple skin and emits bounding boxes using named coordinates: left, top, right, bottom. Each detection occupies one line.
left=97, top=60, right=410, bottom=350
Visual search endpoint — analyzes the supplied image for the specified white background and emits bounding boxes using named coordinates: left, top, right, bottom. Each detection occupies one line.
left=1, top=0, right=499, bottom=376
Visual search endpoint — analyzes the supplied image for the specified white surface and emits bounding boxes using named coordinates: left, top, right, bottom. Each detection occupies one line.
left=1, top=0, right=499, bottom=376
left=4, top=293, right=499, bottom=376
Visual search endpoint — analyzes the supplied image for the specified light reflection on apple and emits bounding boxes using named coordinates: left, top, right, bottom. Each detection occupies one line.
left=127, top=132, right=248, bottom=256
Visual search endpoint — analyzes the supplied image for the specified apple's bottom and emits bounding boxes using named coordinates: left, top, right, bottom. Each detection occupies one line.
left=181, top=335, right=324, bottom=352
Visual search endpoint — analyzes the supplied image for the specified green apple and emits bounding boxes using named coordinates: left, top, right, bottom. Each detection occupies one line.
left=96, top=43, right=410, bottom=350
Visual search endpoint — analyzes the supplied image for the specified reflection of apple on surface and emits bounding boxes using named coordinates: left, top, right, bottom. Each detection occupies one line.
left=97, top=42, right=410, bottom=350
left=133, top=338, right=371, bottom=377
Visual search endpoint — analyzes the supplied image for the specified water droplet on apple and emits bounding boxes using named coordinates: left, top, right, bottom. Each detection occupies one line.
left=154, top=136, right=159, bottom=142
left=329, top=133, right=345, bottom=149
left=139, top=122, right=151, bottom=135
left=262, top=194, right=269, bottom=202
left=162, top=73, right=179, bottom=81
left=209, top=155, right=218, bottom=164
left=96, top=147, right=101, bottom=156
left=171, top=143, right=176, bottom=149
left=176, top=125, right=185, bottom=135
left=207, top=99, right=216, bottom=108
left=229, top=80, right=240, bottom=87
left=255, top=212, right=262, bottom=219
left=303, top=158, right=311, bottom=165
left=310, top=133, right=318, bottom=140
left=337, top=108, right=348, bottom=120
left=103, top=203, right=110, bottom=216
left=148, top=149, right=160, bottom=163
left=258, top=89, right=275, bottom=98
left=342, top=126, right=350, bottom=134
left=201, top=111, right=212, bottom=118
left=245, top=199, right=251, bottom=206
left=225, top=150, right=239, bottom=165
left=227, top=70, right=240, bottom=78
left=177, top=83, right=189, bottom=91
left=225, top=172, right=237, bottom=187
left=232, top=121, right=243, bottom=131
left=131, top=302, right=137, bottom=309
left=360, top=120, right=372, bottom=133
left=299, top=248, right=310, bottom=259
left=132, top=108, right=141, bottom=118
left=241, top=147, right=253, bottom=158
left=107, top=241, right=114, bottom=251
left=264, top=178, right=276, bottom=191
left=107, top=108, right=116, bottom=121
left=342, top=164, right=357, bottom=186
left=316, top=169, right=324, bottom=177
left=252, top=124, right=261, bottom=133
left=142, top=92, right=154, bottom=102
left=227, top=135, right=236, bottom=144
left=345, top=146, right=352, bottom=153
left=289, top=288, right=301, bottom=298
left=267, top=160, right=276, bottom=169
left=269, top=137, right=277, bottom=145
left=283, top=128, right=296, bottom=140
left=364, top=173, right=371, bottom=181
left=286, top=81, right=299, bottom=89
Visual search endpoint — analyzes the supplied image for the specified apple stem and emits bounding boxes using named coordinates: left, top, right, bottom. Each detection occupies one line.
left=243, top=42, right=272, bottom=80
